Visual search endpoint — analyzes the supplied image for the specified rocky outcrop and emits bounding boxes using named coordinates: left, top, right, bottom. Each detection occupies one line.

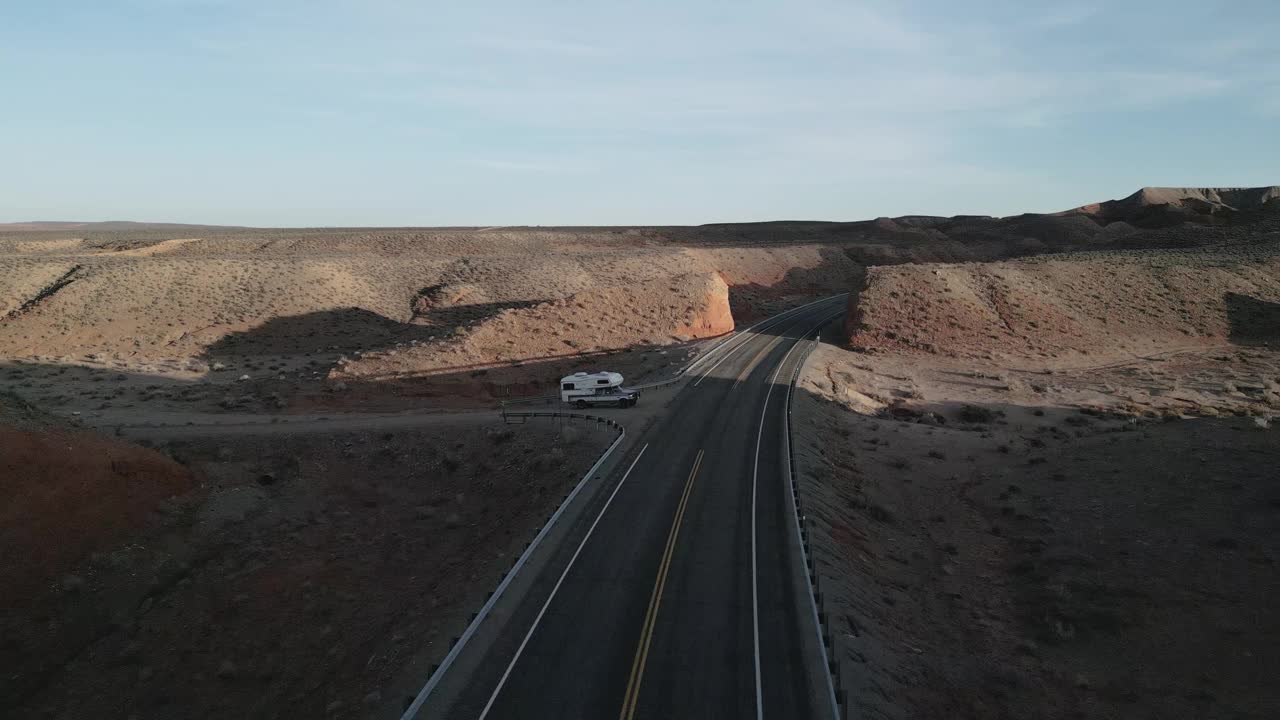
left=672, top=272, right=735, bottom=338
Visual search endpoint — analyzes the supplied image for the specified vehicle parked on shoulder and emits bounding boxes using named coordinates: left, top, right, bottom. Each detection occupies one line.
left=559, top=371, right=639, bottom=408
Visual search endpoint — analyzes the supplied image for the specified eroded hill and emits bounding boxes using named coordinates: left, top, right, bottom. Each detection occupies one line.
left=846, top=242, right=1280, bottom=363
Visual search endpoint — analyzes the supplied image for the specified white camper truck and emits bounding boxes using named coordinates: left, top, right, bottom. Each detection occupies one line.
left=559, top=371, right=639, bottom=408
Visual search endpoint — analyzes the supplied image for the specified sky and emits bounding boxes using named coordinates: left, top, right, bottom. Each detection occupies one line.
left=2, top=0, right=1278, bottom=226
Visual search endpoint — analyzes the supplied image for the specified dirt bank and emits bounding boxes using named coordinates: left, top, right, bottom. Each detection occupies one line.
left=1, top=415, right=611, bottom=720
left=798, top=238, right=1280, bottom=718
left=847, top=242, right=1280, bottom=363
left=336, top=271, right=733, bottom=377
left=0, top=422, right=195, bottom=607
left=795, top=348, right=1280, bottom=718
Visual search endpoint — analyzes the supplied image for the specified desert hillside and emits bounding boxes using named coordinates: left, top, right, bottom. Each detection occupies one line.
left=2, top=187, right=1277, bottom=417
left=846, top=241, right=1280, bottom=363
left=796, top=209, right=1280, bottom=719
left=0, top=228, right=851, bottom=367
left=3, top=186, right=1276, bottom=389
left=334, top=271, right=732, bottom=387
left=1069, top=186, right=1280, bottom=226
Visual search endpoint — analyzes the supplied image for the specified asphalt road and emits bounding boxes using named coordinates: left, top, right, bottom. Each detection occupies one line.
left=417, top=297, right=845, bottom=720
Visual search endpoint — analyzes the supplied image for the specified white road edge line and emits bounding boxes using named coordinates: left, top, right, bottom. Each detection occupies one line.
left=686, top=293, right=843, bottom=374
left=693, top=295, right=842, bottom=387
left=691, top=298, right=827, bottom=385
left=477, top=444, right=650, bottom=719
left=691, top=311, right=797, bottom=387
left=732, top=328, right=794, bottom=392
left=785, top=334, right=843, bottom=720
left=750, top=324, right=810, bottom=720
left=399, top=432, right=634, bottom=720
left=402, top=297, right=845, bottom=718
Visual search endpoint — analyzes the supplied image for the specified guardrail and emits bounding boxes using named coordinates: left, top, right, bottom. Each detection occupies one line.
left=500, top=410, right=625, bottom=431
left=400, top=411, right=626, bottom=719
left=784, top=325, right=845, bottom=718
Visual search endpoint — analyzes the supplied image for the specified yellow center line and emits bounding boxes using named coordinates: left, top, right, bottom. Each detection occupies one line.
left=618, top=449, right=705, bottom=720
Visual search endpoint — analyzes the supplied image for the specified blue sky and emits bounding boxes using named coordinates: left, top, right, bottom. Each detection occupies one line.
left=2, top=0, right=1277, bottom=226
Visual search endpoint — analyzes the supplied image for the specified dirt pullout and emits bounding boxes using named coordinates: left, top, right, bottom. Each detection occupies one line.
left=847, top=242, right=1280, bottom=363
left=331, top=271, right=733, bottom=396
left=794, top=338, right=1280, bottom=720
left=2, top=413, right=611, bottom=719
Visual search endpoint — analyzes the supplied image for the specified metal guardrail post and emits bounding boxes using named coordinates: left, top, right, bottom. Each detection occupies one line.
left=784, top=328, right=843, bottom=719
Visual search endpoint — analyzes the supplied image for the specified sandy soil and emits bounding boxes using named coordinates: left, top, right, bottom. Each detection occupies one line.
left=847, top=242, right=1280, bottom=364
left=332, top=271, right=735, bottom=401
left=795, top=240, right=1280, bottom=718
left=0, top=227, right=855, bottom=369
left=1, top=406, right=611, bottom=719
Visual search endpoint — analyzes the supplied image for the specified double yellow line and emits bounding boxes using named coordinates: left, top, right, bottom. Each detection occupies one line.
left=618, top=449, right=705, bottom=720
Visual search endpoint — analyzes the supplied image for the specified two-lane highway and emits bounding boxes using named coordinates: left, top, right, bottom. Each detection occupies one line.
left=412, top=296, right=845, bottom=720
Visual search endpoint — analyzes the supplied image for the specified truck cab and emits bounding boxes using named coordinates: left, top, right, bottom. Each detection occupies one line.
left=559, top=371, right=639, bottom=408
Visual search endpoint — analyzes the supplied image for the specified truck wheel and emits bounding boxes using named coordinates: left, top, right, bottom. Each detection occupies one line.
left=575, top=400, right=588, bottom=409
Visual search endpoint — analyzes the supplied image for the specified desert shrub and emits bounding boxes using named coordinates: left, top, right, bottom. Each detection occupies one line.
left=559, top=425, right=582, bottom=445
left=486, top=427, right=514, bottom=444
left=959, top=405, right=999, bottom=423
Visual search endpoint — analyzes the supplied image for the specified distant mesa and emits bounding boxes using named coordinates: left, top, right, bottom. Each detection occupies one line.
left=0, top=220, right=243, bottom=231
left=3, top=187, right=1277, bottom=233
left=1063, top=186, right=1280, bottom=227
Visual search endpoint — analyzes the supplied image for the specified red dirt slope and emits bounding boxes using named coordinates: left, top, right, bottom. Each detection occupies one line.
left=0, top=425, right=195, bottom=605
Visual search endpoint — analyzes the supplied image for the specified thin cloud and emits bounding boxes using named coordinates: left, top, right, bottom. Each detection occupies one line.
left=1028, top=5, right=1100, bottom=29
left=469, top=157, right=591, bottom=174
left=5, top=0, right=1275, bottom=225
